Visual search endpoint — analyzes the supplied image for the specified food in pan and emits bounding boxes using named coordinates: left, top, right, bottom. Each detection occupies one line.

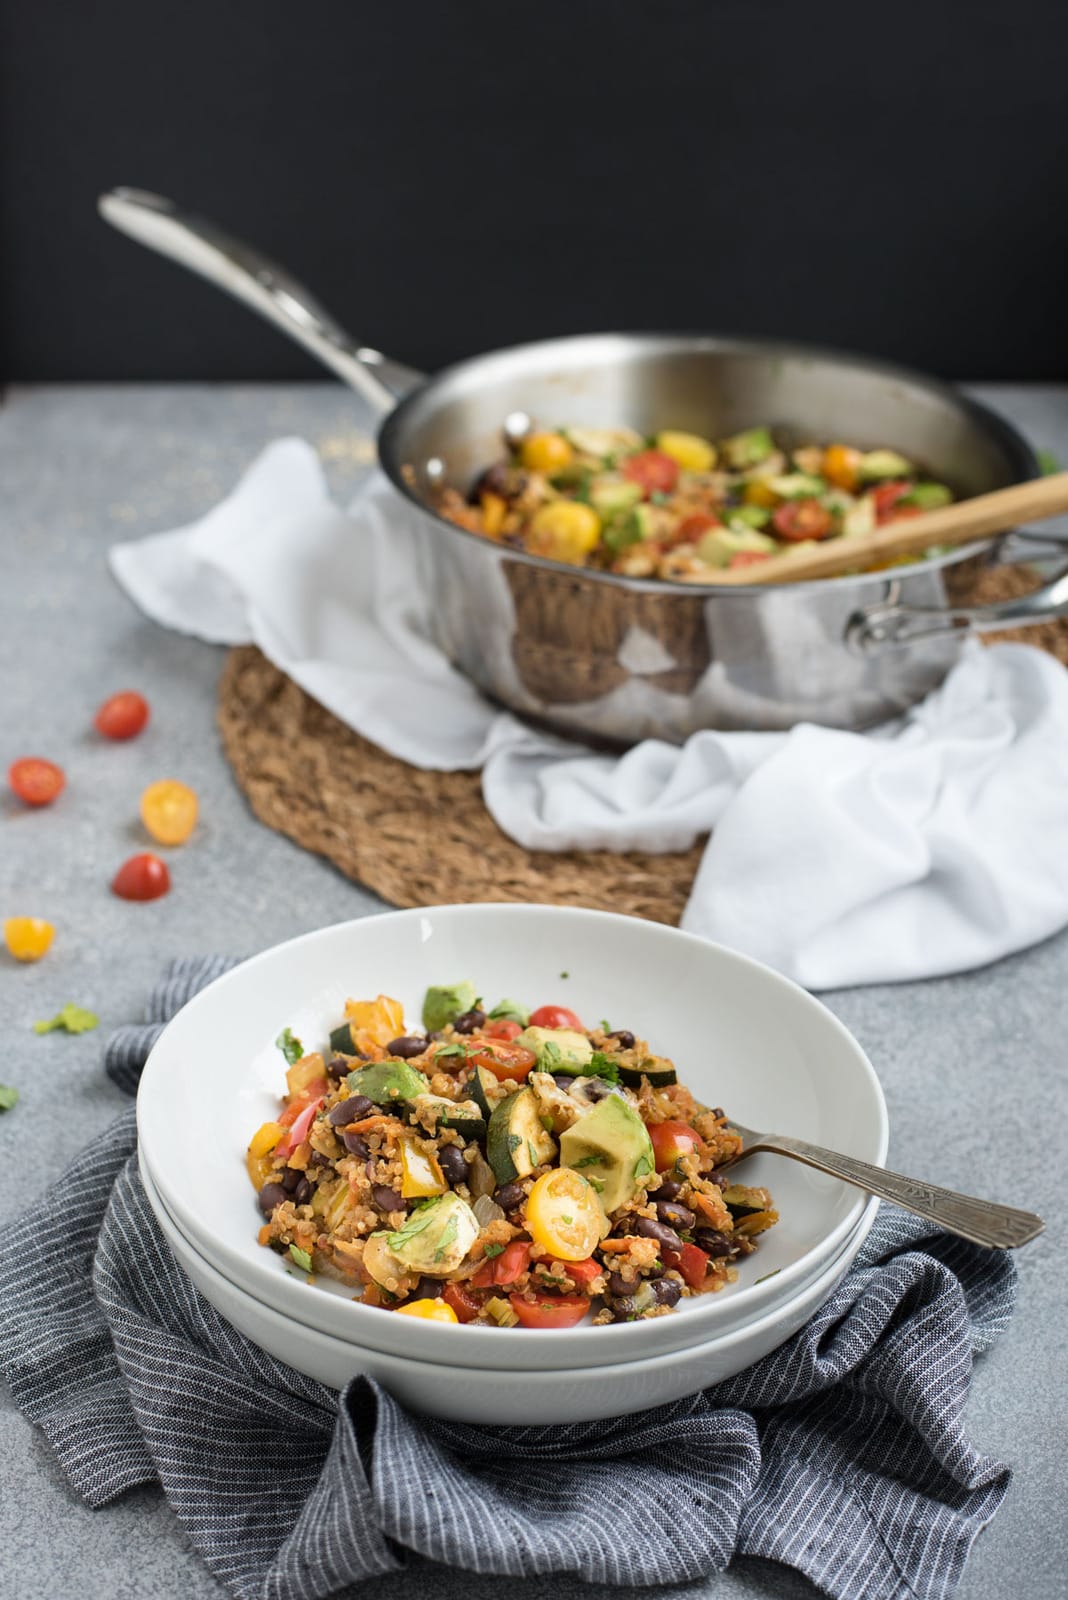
left=247, top=985, right=777, bottom=1327
left=433, top=422, right=954, bottom=580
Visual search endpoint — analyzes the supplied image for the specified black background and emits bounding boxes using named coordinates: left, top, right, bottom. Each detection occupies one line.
left=3, top=1, right=1067, bottom=383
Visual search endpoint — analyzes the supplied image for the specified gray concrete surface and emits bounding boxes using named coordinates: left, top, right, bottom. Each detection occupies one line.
left=2, top=383, right=1066, bottom=1599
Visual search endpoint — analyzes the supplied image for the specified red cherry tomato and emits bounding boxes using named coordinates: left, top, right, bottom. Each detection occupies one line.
left=663, top=1242, right=711, bottom=1290
left=648, top=1120, right=704, bottom=1173
left=483, top=1018, right=522, bottom=1041
left=508, top=1292, right=590, bottom=1329
left=871, top=481, right=913, bottom=523
left=672, top=512, right=720, bottom=546
left=111, top=852, right=171, bottom=901
left=94, top=690, right=150, bottom=740
left=470, top=1241, right=531, bottom=1288
left=442, top=1283, right=482, bottom=1323
left=622, top=450, right=679, bottom=498
left=469, top=1042, right=537, bottom=1084
left=728, top=550, right=773, bottom=569
left=528, top=1004, right=584, bottom=1031
left=771, top=499, right=833, bottom=542
left=8, top=757, right=65, bottom=807
left=555, top=1256, right=602, bottom=1286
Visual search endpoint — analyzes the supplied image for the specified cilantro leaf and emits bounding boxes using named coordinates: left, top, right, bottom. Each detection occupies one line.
left=33, top=1003, right=99, bottom=1036
left=587, top=1052, right=621, bottom=1085
left=276, top=1027, right=304, bottom=1065
left=488, top=998, right=530, bottom=1026
left=288, top=1245, right=313, bottom=1272
left=483, top=1242, right=505, bottom=1258
left=433, top=1216, right=459, bottom=1262
left=432, top=1043, right=468, bottom=1059
left=0, top=1085, right=19, bottom=1111
left=1037, top=448, right=1061, bottom=476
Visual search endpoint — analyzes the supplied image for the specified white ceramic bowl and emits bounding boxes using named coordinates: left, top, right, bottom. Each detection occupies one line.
left=138, top=905, right=887, bottom=1370
left=143, top=1156, right=876, bottom=1424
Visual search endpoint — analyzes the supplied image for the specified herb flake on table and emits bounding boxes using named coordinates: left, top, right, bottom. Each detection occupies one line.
left=0, top=1085, right=19, bottom=1111
left=33, top=1003, right=99, bottom=1036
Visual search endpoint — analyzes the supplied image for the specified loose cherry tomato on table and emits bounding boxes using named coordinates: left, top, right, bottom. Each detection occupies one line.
left=508, top=1293, right=590, bottom=1329
left=4, top=917, right=55, bottom=962
left=648, top=1120, right=705, bottom=1173
left=468, top=1041, right=537, bottom=1084
left=469, top=1241, right=532, bottom=1288
left=8, top=757, right=65, bottom=807
left=528, top=1004, right=584, bottom=1031
left=483, top=1018, right=522, bottom=1041
left=111, top=852, right=171, bottom=901
left=771, top=499, right=833, bottom=542
left=140, top=779, right=198, bottom=845
left=622, top=449, right=680, bottom=498
left=94, top=691, right=150, bottom=740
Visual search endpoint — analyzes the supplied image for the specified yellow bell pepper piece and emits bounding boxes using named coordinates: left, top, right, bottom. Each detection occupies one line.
left=285, top=1052, right=326, bottom=1097
left=527, top=501, right=602, bottom=564
left=480, top=491, right=507, bottom=538
left=743, top=479, right=779, bottom=509
left=246, top=1120, right=285, bottom=1189
left=399, top=1137, right=447, bottom=1199
left=344, top=995, right=405, bottom=1047
left=395, top=1298, right=459, bottom=1322
left=656, top=430, right=716, bottom=473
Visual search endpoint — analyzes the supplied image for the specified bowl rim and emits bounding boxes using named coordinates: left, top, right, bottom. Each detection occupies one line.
left=137, top=902, right=889, bottom=1357
left=376, top=329, right=1038, bottom=597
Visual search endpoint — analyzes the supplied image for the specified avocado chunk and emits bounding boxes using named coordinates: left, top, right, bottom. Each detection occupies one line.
left=722, top=426, right=775, bottom=469
left=723, top=504, right=772, bottom=532
left=559, top=1095, right=655, bottom=1214
left=859, top=448, right=912, bottom=481
left=900, top=481, right=952, bottom=509
left=696, top=525, right=777, bottom=569
left=603, top=501, right=657, bottom=553
left=488, top=997, right=531, bottom=1027
left=486, top=1087, right=558, bottom=1185
left=381, top=1192, right=480, bottom=1277
left=345, top=1060, right=429, bottom=1105
left=422, top=982, right=478, bottom=1032
left=841, top=496, right=876, bottom=539
left=764, top=472, right=826, bottom=499
left=516, top=1026, right=594, bottom=1071
left=589, top=475, right=643, bottom=521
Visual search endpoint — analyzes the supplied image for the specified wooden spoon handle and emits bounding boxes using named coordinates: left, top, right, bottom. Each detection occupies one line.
left=710, top=470, right=1068, bottom=586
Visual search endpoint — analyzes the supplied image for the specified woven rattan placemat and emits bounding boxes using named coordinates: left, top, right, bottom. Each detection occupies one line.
left=217, top=563, right=1068, bottom=924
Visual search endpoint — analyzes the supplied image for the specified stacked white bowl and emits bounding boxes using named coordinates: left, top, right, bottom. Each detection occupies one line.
left=138, top=906, right=887, bottom=1425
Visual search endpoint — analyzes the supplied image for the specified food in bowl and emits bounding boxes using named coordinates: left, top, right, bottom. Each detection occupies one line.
left=247, top=983, right=778, bottom=1327
left=433, top=421, right=954, bottom=581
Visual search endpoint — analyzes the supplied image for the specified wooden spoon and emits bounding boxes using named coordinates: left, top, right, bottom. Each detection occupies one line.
left=706, top=470, right=1068, bottom=586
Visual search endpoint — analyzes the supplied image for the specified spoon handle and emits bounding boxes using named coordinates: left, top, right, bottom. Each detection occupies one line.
left=745, top=1132, right=1044, bottom=1248
left=98, top=187, right=407, bottom=414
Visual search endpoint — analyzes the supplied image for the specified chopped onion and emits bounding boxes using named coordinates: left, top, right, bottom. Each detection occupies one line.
left=473, top=1194, right=505, bottom=1227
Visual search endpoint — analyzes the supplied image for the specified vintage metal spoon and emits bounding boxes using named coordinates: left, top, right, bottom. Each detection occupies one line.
left=723, top=1122, right=1044, bottom=1249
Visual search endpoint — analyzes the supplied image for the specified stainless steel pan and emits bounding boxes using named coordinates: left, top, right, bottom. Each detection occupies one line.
left=101, top=188, right=1068, bottom=742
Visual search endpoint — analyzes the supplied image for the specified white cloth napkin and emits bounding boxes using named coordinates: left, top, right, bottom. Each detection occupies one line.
left=111, top=438, right=1068, bottom=990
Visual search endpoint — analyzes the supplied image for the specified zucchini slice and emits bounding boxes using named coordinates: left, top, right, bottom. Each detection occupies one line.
left=411, top=1094, right=486, bottom=1141
left=329, top=1022, right=358, bottom=1056
left=486, top=1088, right=557, bottom=1185
left=467, top=1063, right=500, bottom=1122
left=618, top=1060, right=677, bottom=1089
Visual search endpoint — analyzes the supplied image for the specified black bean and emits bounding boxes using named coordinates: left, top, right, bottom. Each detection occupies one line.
left=342, top=1130, right=370, bottom=1158
left=372, top=1184, right=405, bottom=1213
left=412, top=1276, right=444, bottom=1299
left=552, top=1074, right=576, bottom=1091
left=607, top=1271, right=634, bottom=1297
left=469, top=462, right=513, bottom=503
left=582, top=1077, right=612, bottom=1102
left=607, top=1295, right=643, bottom=1321
left=608, top=1029, right=636, bottom=1050
left=694, top=1227, right=732, bottom=1257
left=651, top=1277, right=682, bottom=1308
left=656, top=1178, right=683, bottom=1202
left=656, top=1200, right=696, bottom=1231
left=494, top=1181, right=526, bottom=1212
left=710, top=1107, right=726, bottom=1121
left=706, top=1169, right=728, bottom=1188
left=292, top=1177, right=313, bottom=1206
left=280, top=1166, right=302, bottom=1193
left=257, top=1182, right=288, bottom=1215
left=387, top=1034, right=427, bottom=1059
left=453, top=1009, right=486, bottom=1034
left=329, top=1095, right=373, bottom=1127
left=437, top=1145, right=468, bottom=1187
left=634, top=1216, right=683, bottom=1252
left=326, top=1055, right=351, bottom=1080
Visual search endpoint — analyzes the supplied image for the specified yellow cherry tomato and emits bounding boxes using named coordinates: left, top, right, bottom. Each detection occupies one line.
left=140, top=779, right=198, bottom=845
left=395, top=1297, right=459, bottom=1323
left=527, top=501, right=602, bottom=565
left=742, top=479, right=779, bottom=509
left=247, top=1120, right=285, bottom=1188
left=823, top=444, right=863, bottom=492
left=525, top=1167, right=605, bottom=1261
left=519, top=431, right=573, bottom=474
left=4, top=917, right=55, bottom=962
left=656, top=430, right=716, bottom=474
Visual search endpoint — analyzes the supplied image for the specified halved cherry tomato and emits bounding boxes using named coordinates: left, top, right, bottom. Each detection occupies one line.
left=663, top=1241, right=711, bottom=1290
left=470, top=1241, right=531, bottom=1288
left=483, top=1018, right=522, bottom=1041
left=648, top=1120, right=704, bottom=1172
left=728, top=550, right=772, bottom=569
left=673, top=512, right=720, bottom=545
left=555, top=1256, right=602, bottom=1286
left=94, top=690, right=150, bottom=740
left=771, top=499, right=833, bottom=542
left=468, top=1041, right=536, bottom=1084
left=111, top=852, right=171, bottom=901
left=528, top=1004, right=584, bottom=1030
left=508, top=1293, right=590, bottom=1329
left=871, top=481, right=914, bottom=523
left=8, top=757, right=65, bottom=807
left=526, top=1168, right=604, bottom=1260
left=274, top=1096, right=325, bottom=1160
left=622, top=450, right=679, bottom=498
left=395, top=1298, right=459, bottom=1323
left=443, top=1282, right=483, bottom=1323
left=4, top=917, right=55, bottom=962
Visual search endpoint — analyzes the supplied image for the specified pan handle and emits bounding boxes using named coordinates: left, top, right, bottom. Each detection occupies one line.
left=846, top=563, right=1068, bottom=651
left=98, top=187, right=417, bottom=415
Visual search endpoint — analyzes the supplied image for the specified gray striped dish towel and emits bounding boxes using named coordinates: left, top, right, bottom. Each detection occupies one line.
left=0, top=957, right=1016, bottom=1600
